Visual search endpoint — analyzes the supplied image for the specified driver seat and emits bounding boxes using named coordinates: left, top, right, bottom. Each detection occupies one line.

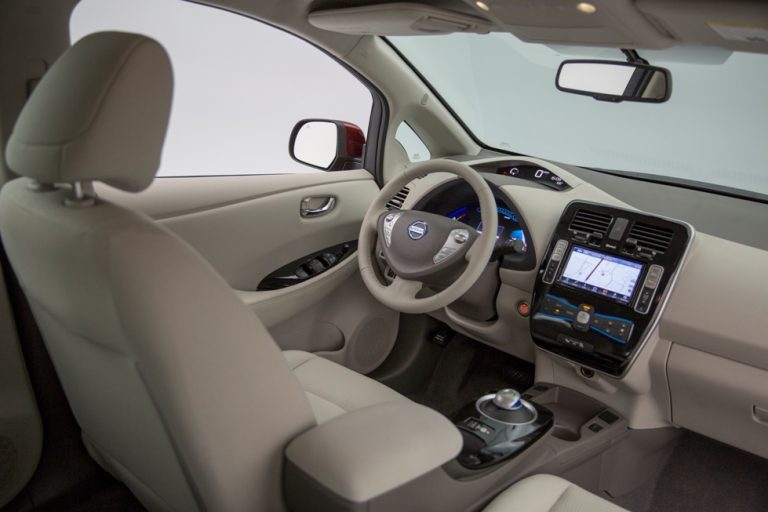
left=0, top=32, right=406, bottom=511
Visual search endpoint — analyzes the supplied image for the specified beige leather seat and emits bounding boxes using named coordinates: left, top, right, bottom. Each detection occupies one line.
left=484, top=475, right=628, bottom=512
left=285, top=351, right=405, bottom=423
left=0, top=31, right=408, bottom=512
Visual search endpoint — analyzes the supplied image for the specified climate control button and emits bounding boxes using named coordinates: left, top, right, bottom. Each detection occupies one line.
left=539, top=295, right=634, bottom=343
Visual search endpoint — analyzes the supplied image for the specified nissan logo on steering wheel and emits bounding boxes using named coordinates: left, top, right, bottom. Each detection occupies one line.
left=407, top=221, right=428, bottom=240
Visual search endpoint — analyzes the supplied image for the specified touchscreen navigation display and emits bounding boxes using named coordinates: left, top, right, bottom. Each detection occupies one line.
left=558, top=246, right=644, bottom=304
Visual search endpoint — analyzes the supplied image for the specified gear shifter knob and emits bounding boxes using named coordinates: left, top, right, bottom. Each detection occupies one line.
left=493, top=389, right=522, bottom=410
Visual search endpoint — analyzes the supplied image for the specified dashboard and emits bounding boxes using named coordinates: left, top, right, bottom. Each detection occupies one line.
left=395, top=153, right=768, bottom=463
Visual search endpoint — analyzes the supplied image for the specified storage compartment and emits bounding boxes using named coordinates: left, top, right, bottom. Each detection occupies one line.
left=668, top=344, right=768, bottom=459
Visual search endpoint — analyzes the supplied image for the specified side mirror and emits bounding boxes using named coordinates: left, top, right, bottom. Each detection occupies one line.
left=556, top=60, right=671, bottom=103
left=289, top=119, right=366, bottom=171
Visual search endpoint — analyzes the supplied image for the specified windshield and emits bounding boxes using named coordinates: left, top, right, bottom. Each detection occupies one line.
left=389, top=34, right=768, bottom=198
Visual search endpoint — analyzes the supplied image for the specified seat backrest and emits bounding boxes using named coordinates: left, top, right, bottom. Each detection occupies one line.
left=0, top=32, right=315, bottom=512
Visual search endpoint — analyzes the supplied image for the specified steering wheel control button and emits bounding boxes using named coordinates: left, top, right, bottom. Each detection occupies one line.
left=453, top=230, right=469, bottom=244
left=433, top=247, right=457, bottom=263
left=382, top=212, right=402, bottom=247
left=542, top=239, right=568, bottom=283
left=407, top=220, right=428, bottom=240
left=433, top=229, right=470, bottom=264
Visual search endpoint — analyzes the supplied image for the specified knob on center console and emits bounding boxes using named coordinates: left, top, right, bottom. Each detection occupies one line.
left=493, top=389, right=522, bottom=410
left=477, top=389, right=537, bottom=425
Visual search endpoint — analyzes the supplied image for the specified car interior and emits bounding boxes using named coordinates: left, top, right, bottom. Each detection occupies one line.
left=0, top=1, right=767, bottom=511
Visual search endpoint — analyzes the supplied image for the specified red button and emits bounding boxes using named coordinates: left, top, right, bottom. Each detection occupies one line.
left=517, top=301, right=531, bottom=317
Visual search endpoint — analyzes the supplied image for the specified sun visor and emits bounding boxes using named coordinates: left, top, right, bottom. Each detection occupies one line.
left=638, top=1, right=768, bottom=54
left=308, top=2, right=492, bottom=36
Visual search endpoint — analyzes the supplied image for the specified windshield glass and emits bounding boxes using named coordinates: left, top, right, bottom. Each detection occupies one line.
left=389, top=34, right=768, bottom=198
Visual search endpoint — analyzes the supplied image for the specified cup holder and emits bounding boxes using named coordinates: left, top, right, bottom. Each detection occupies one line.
left=551, top=424, right=581, bottom=442
left=534, top=386, right=605, bottom=442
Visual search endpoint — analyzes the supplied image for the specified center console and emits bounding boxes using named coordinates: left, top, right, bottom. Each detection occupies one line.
left=453, top=389, right=553, bottom=469
left=531, top=201, right=693, bottom=376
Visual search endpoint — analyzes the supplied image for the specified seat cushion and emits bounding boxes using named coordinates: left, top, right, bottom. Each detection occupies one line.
left=484, top=474, right=628, bottom=512
left=284, top=351, right=409, bottom=424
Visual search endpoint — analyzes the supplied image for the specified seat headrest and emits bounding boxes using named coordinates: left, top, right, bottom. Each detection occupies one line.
left=5, top=32, right=173, bottom=192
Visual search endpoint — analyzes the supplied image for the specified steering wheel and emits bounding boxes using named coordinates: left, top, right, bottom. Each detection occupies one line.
left=358, top=159, right=498, bottom=314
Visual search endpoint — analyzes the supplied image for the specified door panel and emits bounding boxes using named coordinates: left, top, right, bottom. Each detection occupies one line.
left=97, top=170, right=376, bottom=289
left=97, top=170, right=399, bottom=373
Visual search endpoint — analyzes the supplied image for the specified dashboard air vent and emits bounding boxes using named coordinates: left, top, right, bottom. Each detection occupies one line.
left=386, top=186, right=410, bottom=210
left=569, top=209, right=613, bottom=237
left=627, top=221, right=674, bottom=254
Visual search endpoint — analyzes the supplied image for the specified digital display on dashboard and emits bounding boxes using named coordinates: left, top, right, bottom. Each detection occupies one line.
left=558, top=246, right=644, bottom=304
left=497, top=165, right=569, bottom=191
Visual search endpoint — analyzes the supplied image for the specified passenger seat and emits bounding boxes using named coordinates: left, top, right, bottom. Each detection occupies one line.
left=484, top=475, right=628, bottom=512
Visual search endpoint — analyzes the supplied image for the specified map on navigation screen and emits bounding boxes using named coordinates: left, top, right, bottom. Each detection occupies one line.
left=558, top=246, right=644, bottom=303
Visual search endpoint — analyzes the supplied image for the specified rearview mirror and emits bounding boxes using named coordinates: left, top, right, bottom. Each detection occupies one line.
left=556, top=60, right=671, bottom=103
left=289, top=119, right=365, bottom=171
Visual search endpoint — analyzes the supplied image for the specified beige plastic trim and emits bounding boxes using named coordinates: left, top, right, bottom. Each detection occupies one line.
left=98, top=171, right=378, bottom=290
left=237, top=251, right=358, bottom=328
left=95, top=170, right=374, bottom=219
left=343, top=37, right=481, bottom=181
left=668, top=343, right=768, bottom=459
left=535, top=330, right=674, bottom=430
left=661, top=233, right=768, bottom=371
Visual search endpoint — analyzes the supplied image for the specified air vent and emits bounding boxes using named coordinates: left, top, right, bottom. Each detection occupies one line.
left=386, top=186, right=410, bottom=210
left=627, top=221, right=674, bottom=254
left=569, top=209, right=613, bottom=237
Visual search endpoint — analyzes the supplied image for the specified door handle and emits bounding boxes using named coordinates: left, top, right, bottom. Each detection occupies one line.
left=753, top=405, right=768, bottom=427
left=300, top=196, right=336, bottom=217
